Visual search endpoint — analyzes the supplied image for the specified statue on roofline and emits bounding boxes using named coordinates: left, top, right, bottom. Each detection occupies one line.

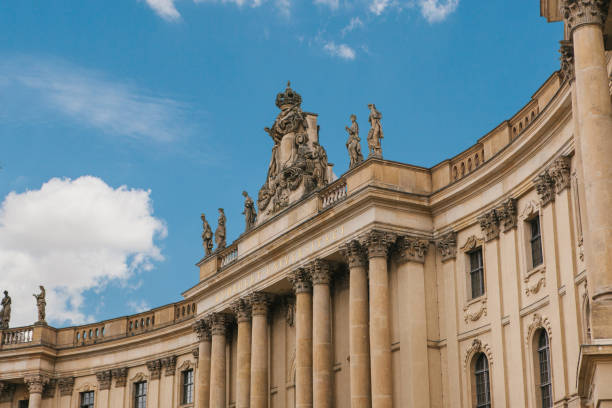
left=242, top=191, right=257, bottom=232
left=345, top=114, right=364, bottom=169
left=201, top=213, right=213, bottom=257
left=215, top=208, right=227, bottom=250
left=33, top=285, right=46, bottom=325
left=0, top=290, right=11, bottom=329
left=367, top=103, right=383, bottom=158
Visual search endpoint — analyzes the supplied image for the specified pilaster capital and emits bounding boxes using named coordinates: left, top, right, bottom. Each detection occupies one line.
left=161, top=356, right=177, bottom=376
left=57, top=377, right=75, bottom=396
left=559, top=40, right=575, bottom=82
left=249, top=292, right=273, bottom=316
left=24, top=374, right=49, bottom=394
left=0, top=382, right=16, bottom=403
left=478, top=209, right=500, bottom=241
left=395, top=236, right=429, bottom=264
left=359, top=229, right=397, bottom=259
left=95, top=370, right=112, bottom=390
left=549, top=156, right=572, bottom=193
left=111, top=368, right=128, bottom=387
left=204, top=313, right=232, bottom=337
left=42, top=379, right=57, bottom=399
left=230, top=298, right=252, bottom=322
left=436, top=231, right=457, bottom=262
left=339, top=240, right=367, bottom=268
left=146, top=359, right=162, bottom=380
left=561, top=0, right=610, bottom=34
left=309, top=259, right=333, bottom=285
left=534, top=170, right=556, bottom=206
left=496, top=198, right=518, bottom=232
left=288, top=267, right=313, bottom=294
left=192, top=318, right=212, bottom=342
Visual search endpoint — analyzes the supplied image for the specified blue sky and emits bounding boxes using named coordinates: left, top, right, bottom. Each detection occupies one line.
left=0, top=0, right=563, bottom=327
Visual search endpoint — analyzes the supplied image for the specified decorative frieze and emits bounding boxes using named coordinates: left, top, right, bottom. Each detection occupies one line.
left=96, top=370, right=112, bottom=390
left=111, top=367, right=128, bottom=387
left=42, top=379, right=57, bottom=399
left=161, top=356, right=177, bottom=376
left=192, top=319, right=211, bottom=342
left=549, top=156, right=572, bottom=193
left=559, top=40, right=575, bottom=82
left=204, top=313, right=232, bottom=337
left=496, top=198, right=518, bottom=232
left=58, top=377, right=75, bottom=396
left=534, top=170, right=556, bottom=206
left=359, top=229, right=397, bottom=259
left=249, top=292, right=273, bottom=316
left=339, top=240, right=367, bottom=268
left=395, top=236, right=429, bottom=264
left=0, top=382, right=16, bottom=403
left=561, top=0, right=610, bottom=34
left=288, top=267, right=312, bottom=294
left=230, top=298, right=252, bottom=322
left=309, top=259, right=332, bottom=285
left=146, top=359, right=162, bottom=380
left=436, top=231, right=457, bottom=262
left=478, top=209, right=500, bottom=241
left=24, top=375, right=49, bottom=394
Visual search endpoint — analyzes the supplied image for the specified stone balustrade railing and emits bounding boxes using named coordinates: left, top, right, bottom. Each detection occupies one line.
left=220, top=245, right=238, bottom=268
left=1, top=327, right=33, bottom=345
left=319, top=178, right=348, bottom=210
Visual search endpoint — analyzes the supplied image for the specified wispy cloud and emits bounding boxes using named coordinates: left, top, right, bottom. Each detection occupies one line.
left=145, top=0, right=290, bottom=19
left=314, top=0, right=339, bottom=10
left=369, top=0, right=392, bottom=15
left=0, top=56, right=191, bottom=142
left=341, top=17, right=364, bottom=36
left=419, top=0, right=459, bottom=23
left=128, top=300, right=152, bottom=313
left=145, top=0, right=181, bottom=21
left=323, top=41, right=356, bottom=60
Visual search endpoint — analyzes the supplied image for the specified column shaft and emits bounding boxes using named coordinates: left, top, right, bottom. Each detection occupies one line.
left=290, top=267, right=314, bottom=408
left=29, top=392, right=42, bottom=408
left=197, top=339, right=212, bottom=408
left=250, top=312, right=269, bottom=408
left=312, top=261, right=333, bottom=408
left=237, top=319, right=252, bottom=408
left=207, top=314, right=230, bottom=408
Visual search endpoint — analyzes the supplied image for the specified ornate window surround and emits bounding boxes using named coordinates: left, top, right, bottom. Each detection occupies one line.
left=128, top=372, right=148, bottom=408
left=519, top=199, right=547, bottom=297
left=71, top=383, right=97, bottom=408
left=463, top=338, right=494, bottom=408
left=461, top=235, right=488, bottom=324
left=175, top=359, right=196, bottom=407
left=525, top=313, right=554, bottom=408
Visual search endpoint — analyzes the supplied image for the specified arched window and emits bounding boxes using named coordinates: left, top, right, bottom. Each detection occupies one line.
left=475, top=353, right=491, bottom=408
left=453, top=166, right=458, bottom=180
left=461, top=162, right=466, bottom=177
left=536, top=330, right=552, bottom=408
left=468, top=158, right=473, bottom=172
left=475, top=154, right=480, bottom=167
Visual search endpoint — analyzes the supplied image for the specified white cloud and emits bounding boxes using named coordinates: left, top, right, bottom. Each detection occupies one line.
left=323, top=41, right=356, bottom=60
left=0, top=176, right=167, bottom=327
left=145, top=0, right=181, bottom=20
left=369, top=0, right=391, bottom=15
left=419, top=0, right=459, bottom=22
left=314, top=0, right=339, bottom=10
left=128, top=300, right=151, bottom=313
left=0, top=56, right=190, bottom=142
left=341, top=17, right=364, bottom=36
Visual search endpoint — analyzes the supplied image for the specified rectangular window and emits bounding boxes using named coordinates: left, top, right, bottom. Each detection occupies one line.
left=469, top=248, right=485, bottom=299
left=134, top=381, right=147, bottom=408
left=530, top=217, right=543, bottom=268
left=182, top=369, right=194, bottom=404
left=80, top=391, right=94, bottom=408
left=18, top=401, right=29, bottom=408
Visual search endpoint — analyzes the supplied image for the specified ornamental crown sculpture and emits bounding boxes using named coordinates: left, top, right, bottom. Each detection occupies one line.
left=275, top=81, right=302, bottom=109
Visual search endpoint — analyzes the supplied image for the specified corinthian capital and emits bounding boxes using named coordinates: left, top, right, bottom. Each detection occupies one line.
left=24, top=375, right=49, bottom=394
left=436, top=231, right=457, bottom=262
left=288, top=267, right=312, bottom=294
left=496, top=198, right=518, bottom=232
left=192, top=319, right=211, bottom=342
left=534, top=170, right=556, bottom=206
left=561, top=0, right=610, bottom=34
left=359, top=229, right=397, bottom=259
left=309, top=259, right=332, bottom=285
left=249, top=292, right=273, bottom=316
left=339, top=240, right=367, bottom=268
left=204, top=313, right=232, bottom=337
left=395, top=236, right=429, bottom=264
left=478, top=209, right=500, bottom=242
left=146, top=359, right=162, bottom=380
left=96, top=370, right=112, bottom=390
left=230, top=298, right=252, bottom=322
left=57, top=377, right=75, bottom=396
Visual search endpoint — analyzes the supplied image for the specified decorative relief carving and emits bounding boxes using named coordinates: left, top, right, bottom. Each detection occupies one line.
left=526, top=313, right=552, bottom=344
left=559, top=40, right=575, bottom=82
left=561, top=0, right=610, bottom=33
left=282, top=295, right=295, bottom=327
left=0, top=382, right=16, bottom=403
left=192, top=347, right=199, bottom=360
left=288, top=267, right=313, bottom=294
left=249, top=292, right=273, bottom=316
left=534, top=170, right=556, bottom=206
left=111, top=368, right=128, bottom=387
left=24, top=375, right=49, bottom=394
left=496, top=198, right=518, bottom=232
left=231, top=298, right=252, bottom=322
left=359, top=229, right=397, bottom=259
left=461, top=235, right=483, bottom=253
left=204, top=313, right=233, bottom=337
left=549, top=156, right=571, bottom=193
left=478, top=209, right=500, bottom=241
left=96, top=370, right=112, bottom=390
left=176, top=360, right=195, bottom=373
left=463, top=338, right=493, bottom=369
left=463, top=298, right=488, bottom=324
left=525, top=276, right=547, bottom=296
left=309, top=259, right=332, bottom=285
left=436, top=231, right=457, bottom=262
left=146, top=359, right=162, bottom=380
left=192, top=319, right=211, bottom=342
left=58, top=377, right=75, bottom=396
left=519, top=200, right=540, bottom=221
left=339, top=240, right=367, bottom=268
left=395, top=236, right=429, bottom=264
left=42, top=379, right=57, bottom=399
left=161, top=356, right=177, bottom=376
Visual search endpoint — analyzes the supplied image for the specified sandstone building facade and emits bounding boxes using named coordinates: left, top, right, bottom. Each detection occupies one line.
left=1, top=1, right=612, bottom=407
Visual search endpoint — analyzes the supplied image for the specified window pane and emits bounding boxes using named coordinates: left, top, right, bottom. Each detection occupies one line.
left=530, top=217, right=543, bottom=268
left=475, top=354, right=491, bottom=408
left=469, top=249, right=485, bottom=299
left=182, top=370, right=194, bottom=404
left=80, top=391, right=94, bottom=408
left=537, top=331, right=552, bottom=408
left=135, top=382, right=147, bottom=408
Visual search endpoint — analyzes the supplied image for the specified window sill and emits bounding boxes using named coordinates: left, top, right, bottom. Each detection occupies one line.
left=465, top=294, right=487, bottom=307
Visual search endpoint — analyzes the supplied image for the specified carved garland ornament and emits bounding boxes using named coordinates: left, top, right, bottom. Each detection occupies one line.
left=561, top=0, right=610, bottom=34
left=463, top=298, right=488, bottom=324
left=463, top=338, right=493, bottom=370
left=525, top=276, right=547, bottom=296
left=525, top=313, right=552, bottom=344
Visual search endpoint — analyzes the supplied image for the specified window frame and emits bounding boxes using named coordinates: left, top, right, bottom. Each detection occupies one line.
left=181, top=369, right=194, bottom=405
left=80, top=390, right=95, bottom=408
left=134, top=381, right=147, bottom=408
left=468, top=247, right=485, bottom=300
left=529, top=216, right=544, bottom=269
left=533, top=329, right=553, bottom=408
left=472, top=352, right=491, bottom=408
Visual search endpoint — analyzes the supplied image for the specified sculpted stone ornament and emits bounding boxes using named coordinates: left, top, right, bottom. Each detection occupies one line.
left=559, top=40, right=575, bottom=82
left=288, top=267, right=313, bottom=294
left=146, top=359, right=162, bottom=380
left=395, top=236, right=429, bottom=264
left=549, top=156, right=572, bottom=193
left=33, top=285, right=46, bottom=325
left=367, top=103, right=384, bottom=158
left=478, top=209, right=500, bottom=241
left=0, top=290, right=11, bottom=329
left=496, top=198, right=518, bottom=232
left=25, top=375, right=49, bottom=395
left=436, top=231, right=457, bottom=262
left=561, top=0, right=610, bottom=33
left=215, top=208, right=227, bottom=251
left=242, top=191, right=257, bottom=232
left=201, top=213, right=214, bottom=257
left=58, top=377, right=75, bottom=396
left=345, top=114, right=364, bottom=169
left=339, top=239, right=367, bottom=268
left=0, top=382, right=16, bottom=403
left=257, top=82, right=331, bottom=222
left=111, top=368, right=128, bottom=387
left=192, top=319, right=211, bottom=342
left=96, top=370, right=112, bottom=390
left=534, top=170, right=556, bottom=206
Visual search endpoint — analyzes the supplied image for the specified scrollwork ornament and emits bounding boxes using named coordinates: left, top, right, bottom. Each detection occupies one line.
left=463, top=299, right=488, bottom=323
left=437, top=231, right=457, bottom=261
left=526, top=313, right=552, bottom=344
left=561, top=0, right=610, bottom=34
left=463, top=338, right=493, bottom=370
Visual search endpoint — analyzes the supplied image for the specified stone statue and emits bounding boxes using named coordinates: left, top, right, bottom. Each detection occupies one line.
left=242, top=191, right=257, bottom=232
left=0, top=291, right=11, bottom=329
left=33, top=286, right=46, bottom=324
left=215, top=208, right=227, bottom=250
left=367, top=103, right=384, bottom=158
left=201, top=214, right=213, bottom=257
left=345, top=114, right=364, bottom=168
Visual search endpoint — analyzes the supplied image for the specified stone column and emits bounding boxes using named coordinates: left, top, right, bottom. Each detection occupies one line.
left=24, top=375, right=48, bottom=408
left=249, top=292, right=272, bottom=408
left=146, top=360, right=162, bottom=408
left=561, top=0, right=612, bottom=338
left=289, top=267, right=313, bottom=408
left=395, top=236, right=431, bottom=408
left=310, top=259, right=333, bottom=408
left=340, top=240, right=371, bottom=408
left=95, top=370, right=112, bottom=408
left=360, top=230, right=395, bottom=408
left=231, top=298, right=252, bottom=408
left=193, top=319, right=212, bottom=408
left=207, top=313, right=231, bottom=408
